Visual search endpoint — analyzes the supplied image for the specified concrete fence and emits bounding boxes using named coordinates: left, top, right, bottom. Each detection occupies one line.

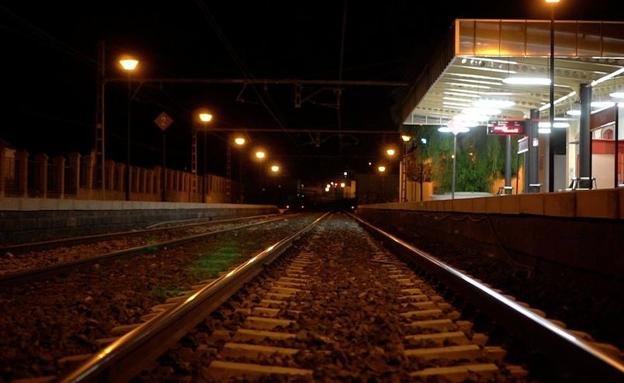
left=0, top=145, right=238, bottom=203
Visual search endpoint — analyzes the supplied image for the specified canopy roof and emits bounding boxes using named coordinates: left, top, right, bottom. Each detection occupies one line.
left=401, top=19, right=624, bottom=125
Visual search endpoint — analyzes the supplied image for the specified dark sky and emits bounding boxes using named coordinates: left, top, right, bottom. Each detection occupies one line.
left=1, top=0, right=622, bottom=183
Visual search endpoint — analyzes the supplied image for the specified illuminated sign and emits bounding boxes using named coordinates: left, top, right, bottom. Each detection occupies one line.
left=487, top=120, right=526, bottom=135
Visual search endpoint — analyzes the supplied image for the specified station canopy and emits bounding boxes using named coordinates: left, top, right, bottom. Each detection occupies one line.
left=401, top=19, right=624, bottom=127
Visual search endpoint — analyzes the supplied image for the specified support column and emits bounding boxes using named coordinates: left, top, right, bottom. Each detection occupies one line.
left=528, top=109, right=540, bottom=193
left=579, top=83, right=592, bottom=182
left=543, top=131, right=550, bottom=192
left=505, top=135, right=512, bottom=194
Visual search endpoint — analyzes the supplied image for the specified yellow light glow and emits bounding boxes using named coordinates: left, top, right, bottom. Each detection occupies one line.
left=270, top=164, right=280, bottom=173
left=401, top=135, right=411, bottom=142
left=386, top=148, right=396, bottom=157
left=234, top=137, right=246, bottom=146
left=377, top=165, right=386, bottom=173
left=118, top=57, right=139, bottom=71
left=340, top=182, right=346, bottom=188
left=255, top=150, right=266, bottom=160
left=198, top=112, right=213, bottom=123
left=545, top=0, right=560, bottom=3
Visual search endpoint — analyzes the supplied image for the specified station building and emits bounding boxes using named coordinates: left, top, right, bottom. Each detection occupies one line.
left=399, top=19, right=624, bottom=198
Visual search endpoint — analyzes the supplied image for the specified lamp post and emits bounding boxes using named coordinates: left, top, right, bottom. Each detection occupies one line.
left=400, top=135, right=411, bottom=202
left=545, top=0, right=560, bottom=192
left=254, top=149, right=267, bottom=202
left=438, top=125, right=470, bottom=200
left=118, top=56, right=139, bottom=201
left=420, top=137, right=427, bottom=202
left=233, top=135, right=246, bottom=202
left=197, top=111, right=213, bottom=203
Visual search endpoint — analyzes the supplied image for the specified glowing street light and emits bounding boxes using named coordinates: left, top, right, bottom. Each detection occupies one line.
left=118, top=55, right=140, bottom=201
left=234, top=136, right=246, bottom=146
left=401, top=135, right=412, bottom=142
left=270, top=164, right=280, bottom=173
left=198, top=112, right=213, bottom=123
left=118, top=56, right=139, bottom=72
left=377, top=165, right=386, bottom=173
left=385, top=148, right=397, bottom=157
left=255, top=150, right=266, bottom=160
left=340, top=182, right=346, bottom=188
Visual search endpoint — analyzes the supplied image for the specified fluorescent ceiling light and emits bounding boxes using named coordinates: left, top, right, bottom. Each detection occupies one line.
left=538, top=127, right=552, bottom=134
left=591, top=101, right=615, bottom=108
left=448, top=73, right=502, bottom=81
left=444, top=92, right=480, bottom=98
left=590, top=67, right=624, bottom=87
left=443, top=101, right=473, bottom=107
left=474, top=99, right=515, bottom=108
left=566, top=109, right=581, bottom=116
left=461, top=66, right=517, bottom=74
left=609, top=92, right=624, bottom=99
left=454, top=78, right=502, bottom=86
left=482, top=92, right=515, bottom=96
left=539, top=91, right=577, bottom=111
left=438, top=126, right=470, bottom=134
left=447, top=88, right=483, bottom=94
left=460, top=57, right=518, bottom=65
left=538, top=122, right=570, bottom=128
left=443, top=96, right=476, bottom=102
left=446, top=82, right=491, bottom=89
left=503, top=76, right=551, bottom=85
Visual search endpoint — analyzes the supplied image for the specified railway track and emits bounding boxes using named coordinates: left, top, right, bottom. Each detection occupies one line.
left=51, top=213, right=624, bottom=382
left=1, top=214, right=320, bottom=381
left=0, top=214, right=289, bottom=284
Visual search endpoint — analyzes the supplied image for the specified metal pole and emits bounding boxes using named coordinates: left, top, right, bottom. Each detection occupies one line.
left=125, top=74, right=131, bottom=201
left=202, top=132, right=207, bottom=203
left=579, top=84, right=592, bottom=181
left=452, top=134, right=457, bottom=200
left=505, top=135, right=512, bottom=192
left=529, top=109, right=540, bottom=192
left=420, top=145, right=424, bottom=201
left=615, top=106, right=619, bottom=188
left=226, top=144, right=232, bottom=202
left=162, top=132, right=166, bottom=201
left=95, top=41, right=106, bottom=197
left=546, top=6, right=555, bottom=192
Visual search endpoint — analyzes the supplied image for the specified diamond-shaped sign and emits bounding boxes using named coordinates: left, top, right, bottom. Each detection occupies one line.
left=154, top=112, right=174, bottom=131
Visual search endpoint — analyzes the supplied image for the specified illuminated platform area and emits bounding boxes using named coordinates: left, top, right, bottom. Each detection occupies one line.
left=400, top=19, right=624, bottom=195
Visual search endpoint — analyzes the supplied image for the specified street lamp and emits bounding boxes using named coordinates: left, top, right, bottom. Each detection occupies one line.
left=270, top=164, right=280, bottom=174
left=385, top=147, right=397, bottom=157
left=234, top=136, right=246, bottom=146
left=377, top=165, right=386, bottom=173
left=544, top=0, right=560, bottom=136
left=401, top=135, right=411, bottom=143
left=118, top=55, right=139, bottom=201
left=255, top=150, right=266, bottom=160
left=438, top=124, right=470, bottom=200
left=196, top=110, right=214, bottom=203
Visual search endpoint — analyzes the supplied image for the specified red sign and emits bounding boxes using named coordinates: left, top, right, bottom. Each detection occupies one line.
left=487, top=120, right=526, bottom=135
left=154, top=112, right=174, bottom=131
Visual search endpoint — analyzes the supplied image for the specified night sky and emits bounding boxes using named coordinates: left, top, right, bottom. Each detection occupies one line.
left=1, top=0, right=622, bottom=185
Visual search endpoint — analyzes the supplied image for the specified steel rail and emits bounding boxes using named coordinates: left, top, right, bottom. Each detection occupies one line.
left=350, top=213, right=624, bottom=382
left=0, top=214, right=293, bottom=285
left=61, top=212, right=329, bottom=383
left=0, top=213, right=278, bottom=254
